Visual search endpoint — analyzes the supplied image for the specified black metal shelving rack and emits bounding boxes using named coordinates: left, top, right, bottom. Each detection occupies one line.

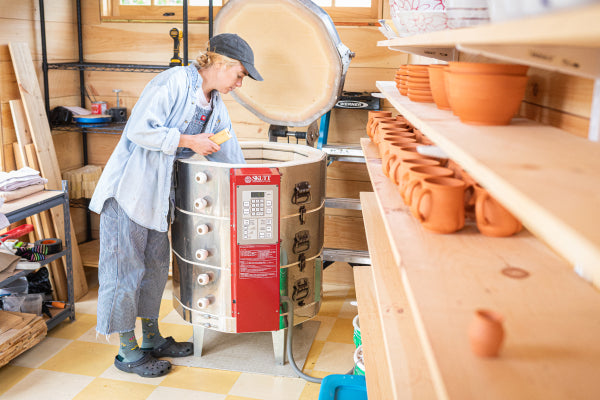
left=0, top=182, right=75, bottom=331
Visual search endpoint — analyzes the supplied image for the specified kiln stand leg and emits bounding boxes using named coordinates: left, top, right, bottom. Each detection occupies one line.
left=272, top=328, right=288, bottom=365
left=193, top=325, right=205, bottom=357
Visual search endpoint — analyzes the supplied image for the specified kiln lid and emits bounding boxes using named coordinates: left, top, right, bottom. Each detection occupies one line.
left=214, top=0, right=353, bottom=127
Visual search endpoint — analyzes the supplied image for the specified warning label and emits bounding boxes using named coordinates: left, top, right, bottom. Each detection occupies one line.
left=239, top=245, right=278, bottom=279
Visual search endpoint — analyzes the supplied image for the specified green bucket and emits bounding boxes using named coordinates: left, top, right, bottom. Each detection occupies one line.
left=352, top=314, right=361, bottom=348
left=353, top=345, right=365, bottom=376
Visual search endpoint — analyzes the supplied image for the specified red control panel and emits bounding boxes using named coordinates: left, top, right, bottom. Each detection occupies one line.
left=230, top=168, right=280, bottom=332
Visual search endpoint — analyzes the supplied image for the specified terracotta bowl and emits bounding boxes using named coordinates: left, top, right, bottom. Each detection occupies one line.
left=446, top=72, right=529, bottom=125
left=448, top=62, right=529, bottom=76
left=408, top=93, right=435, bottom=103
left=428, top=65, right=451, bottom=111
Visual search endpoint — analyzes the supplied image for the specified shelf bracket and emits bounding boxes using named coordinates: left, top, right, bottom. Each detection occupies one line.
left=387, top=46, right=456, bottom=62
left=456, top=44, right=600, bottom=80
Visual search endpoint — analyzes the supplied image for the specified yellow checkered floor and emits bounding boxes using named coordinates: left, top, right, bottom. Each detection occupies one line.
left=0, top=264, right=357, bottom=400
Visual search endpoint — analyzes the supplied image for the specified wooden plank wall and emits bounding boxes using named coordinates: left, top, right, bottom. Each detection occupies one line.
left=2, top=0, right=594, bottom=251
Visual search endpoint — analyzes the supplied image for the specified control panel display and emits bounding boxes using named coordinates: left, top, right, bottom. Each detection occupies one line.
left=237, top=186, right=278, bottom=245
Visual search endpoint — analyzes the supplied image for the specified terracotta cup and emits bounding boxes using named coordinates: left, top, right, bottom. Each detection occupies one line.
left=380, top=138, right=419, bottom=177
left=468, top=309, right=505, bottom=358
left=376, top=121, right=411, bottom=143
left=473, top=184, right=523, bottom=237
left=369, top=116, right=396, bottom=142
left=386, top=142, right=438, bottom=182
left=392, top=157, right=441, bottom=189
left=403, top=165, right=454, bottom=207
left=367, top=111, right=392, bottom=138
left=414, top=176, right=466, bottom=234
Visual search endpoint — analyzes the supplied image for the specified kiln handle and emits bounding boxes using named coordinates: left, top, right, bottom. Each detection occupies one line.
left=292, top=181, right=311, bottom=205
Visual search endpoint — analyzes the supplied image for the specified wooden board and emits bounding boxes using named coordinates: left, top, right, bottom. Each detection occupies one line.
left=377, top=80, right=600, bottom=286
left=8, top=42, right=87, bottom=300
left=361, top=137, right=600, bottom=399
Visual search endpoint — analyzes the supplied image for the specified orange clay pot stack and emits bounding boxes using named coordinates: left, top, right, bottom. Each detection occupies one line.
left=406, top=65, right=434, bottom=103
left=395, top=65, right=409, bottom=96
left=445, top=62, right=529, bottom=125
left=427, top=64, right=452, bottom=111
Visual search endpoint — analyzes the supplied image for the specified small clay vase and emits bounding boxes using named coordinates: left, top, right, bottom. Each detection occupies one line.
left=468, top=309, right=505, bottom=358
left=403, top=165, right=454, bottom=207
left=414, top=176, right=466, bottom=234
left=474, top=184, right=523, bottom=237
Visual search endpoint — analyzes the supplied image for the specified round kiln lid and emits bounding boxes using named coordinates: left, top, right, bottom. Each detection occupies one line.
left=214, top=0, right=352, bottom=127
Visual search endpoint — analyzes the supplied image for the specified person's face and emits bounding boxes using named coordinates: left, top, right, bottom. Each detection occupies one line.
left=216, top=63, right=248, bottom=94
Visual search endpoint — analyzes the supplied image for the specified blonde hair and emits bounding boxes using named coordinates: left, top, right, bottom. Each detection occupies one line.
left=196, top=50, right=241, bottom=70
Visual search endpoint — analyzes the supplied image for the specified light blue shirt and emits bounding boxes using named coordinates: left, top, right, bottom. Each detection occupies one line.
left=89, top=64, right=245, bottom=232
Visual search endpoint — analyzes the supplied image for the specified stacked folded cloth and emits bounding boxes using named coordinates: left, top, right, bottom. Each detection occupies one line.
left=0, top=167, right=48, bottom=203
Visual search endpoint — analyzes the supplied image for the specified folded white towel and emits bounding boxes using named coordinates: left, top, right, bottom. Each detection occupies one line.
left=0, top=167, right=48, bottom=191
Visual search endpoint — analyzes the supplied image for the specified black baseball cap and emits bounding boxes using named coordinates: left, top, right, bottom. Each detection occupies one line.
left=209, top=33, right=263, bottom=81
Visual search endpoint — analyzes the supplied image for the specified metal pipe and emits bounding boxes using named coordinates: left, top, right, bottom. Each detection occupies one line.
left=183, top=0, right=188, bottom=65
left=39, top=0, right=50, bottom=118
left=209, top=0, right=214, bottom=39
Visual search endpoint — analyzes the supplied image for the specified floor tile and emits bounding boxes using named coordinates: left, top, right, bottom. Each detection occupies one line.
left=298, top=381, right=321, bottom=400
left=158, top=298, right=174, bottom=320
left=312, top=315, right=335, bottom=341
left=326, top=318, right=355, bottom=344
left=338, top=298, right=359, bottom=320
left=224, top=396, right=262, bottom=400
left=9, top=336, right=71, bottom=368
left=162, top=279, right=174, bottom=300
left=228, top=372, right=306, bottom=400
left=38, top=340, right=117, bottom=376
left=160, top=365, right=241, bottom=394
left=148, top=386, right=226, bottom=400
left=0, top=365, right=33, bottom=396
left=76, top=285, right=99, bottom=315
left=156, top=322, right=193, bottom=343
left=312, top=342, right=355, bottom=374
left=0, top=369, right=94, bottom=400
left=303, top=340, right=325, bottom=371
left=47, top=313, right=98, bottom=340
left=72, top=377, right=157, bottom=400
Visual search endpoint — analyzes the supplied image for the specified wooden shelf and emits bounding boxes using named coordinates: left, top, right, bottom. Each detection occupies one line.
left=360, top=137, right=600, bottom=399
left=377, top=80, right=600, bottom=287
left=378, top=5, right=600, bottom=78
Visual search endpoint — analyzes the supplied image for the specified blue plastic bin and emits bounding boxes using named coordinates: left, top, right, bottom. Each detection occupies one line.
left=318, top=374, right=368, bottom=400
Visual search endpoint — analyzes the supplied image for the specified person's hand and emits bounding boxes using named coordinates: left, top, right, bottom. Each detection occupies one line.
left=180, top=133, right=220, bottom=155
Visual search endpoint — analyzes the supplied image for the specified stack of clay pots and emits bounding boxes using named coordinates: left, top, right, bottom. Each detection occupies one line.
left=395, top=65, right=409, bottom=96
left=406, top=65, right=434, bottom=103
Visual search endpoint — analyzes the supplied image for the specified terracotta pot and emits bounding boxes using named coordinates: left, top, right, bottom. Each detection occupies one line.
left=468, top=309, right=505, bottom=358
left=428, top=65, right=452, bottom=110
left=414, top=176, right=466, bottom=233
left=474, top=184, right=523, bottom=237
left=408, top=87, right=433, bottom=96
left=392, top=157, right=441, bottom=189
left=403, top=165, right=454, bottom=207
left=408, top=93, right=435, bottom=103
left=446, top=72, right=529, bottom=125
left=407, top=76, right=431, bottom=85
left=448, top=62, right=529, bottom=76
left=367, top=111, right=392, bottom=138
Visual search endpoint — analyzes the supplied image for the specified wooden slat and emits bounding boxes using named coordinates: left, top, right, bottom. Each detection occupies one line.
left=361, top=137, right=600, bottom=399
left=8, top=42, right=87, bottom=300
left=324, top=214, right=368, bottom=251
left=377, top=80, right=600, bottom=286
left=79, top=239, right=99, bottom=268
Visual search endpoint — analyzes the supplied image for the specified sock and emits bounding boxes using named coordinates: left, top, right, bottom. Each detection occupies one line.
left=141, top=318, right=167, bottom=349
left=118, top=330, right=144, bottom=362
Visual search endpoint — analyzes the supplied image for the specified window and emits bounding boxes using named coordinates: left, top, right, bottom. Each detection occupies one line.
left=102, top=0, right=381, bottom=22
